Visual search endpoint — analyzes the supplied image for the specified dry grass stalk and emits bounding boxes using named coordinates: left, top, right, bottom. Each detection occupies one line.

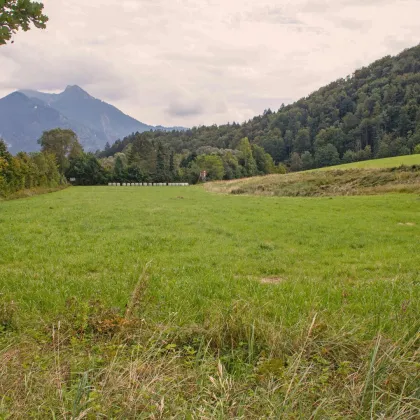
left=125, top=260, right=152, bottom=320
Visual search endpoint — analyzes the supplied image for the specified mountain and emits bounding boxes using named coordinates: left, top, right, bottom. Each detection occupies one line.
left=0, top=92, right=98, bottom=153
left=103, top=43, right=420, bottom=170
left=0, top=86, right=181, bottom=153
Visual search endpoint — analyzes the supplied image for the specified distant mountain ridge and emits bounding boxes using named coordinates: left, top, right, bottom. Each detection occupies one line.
left=0, top=86, right=184, bottom=153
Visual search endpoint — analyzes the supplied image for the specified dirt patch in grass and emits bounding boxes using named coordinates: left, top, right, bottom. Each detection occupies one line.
left=260, top=277, right=285, bottom=284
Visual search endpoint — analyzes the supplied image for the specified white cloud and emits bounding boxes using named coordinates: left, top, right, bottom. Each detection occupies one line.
left=0, top=0, right=419, bottom=127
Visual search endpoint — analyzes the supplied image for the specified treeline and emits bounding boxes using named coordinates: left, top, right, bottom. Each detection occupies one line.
left=97, top=135, right=279, bottom=184
left=101, top=44, right=420, bottom=172
left=0, top=139, right=63, bottom=197
left=2, top=128, right=276, bottom=187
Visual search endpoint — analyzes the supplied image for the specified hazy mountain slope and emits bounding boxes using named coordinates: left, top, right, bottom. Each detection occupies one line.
left=0, top=92, right=106, bottom=153
left=1, top=86, right=185, bottom=153
left=22, top=86, right=154, bottom=142
left=0, top=92, right=69, bottom=153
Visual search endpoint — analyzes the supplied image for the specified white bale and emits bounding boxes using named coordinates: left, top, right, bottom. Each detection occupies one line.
left=117, top=183, right=121, bottom=186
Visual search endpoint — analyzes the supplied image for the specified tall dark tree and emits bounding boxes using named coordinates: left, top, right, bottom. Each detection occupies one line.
left=38, top=129, right=83, bottom=174
left=66, top=153, right=108, bottom=185
left=155, top=143, right=167, bottom=182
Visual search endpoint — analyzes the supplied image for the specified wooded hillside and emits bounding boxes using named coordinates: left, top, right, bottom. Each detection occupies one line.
left=101, top=44, right=420, bottom=177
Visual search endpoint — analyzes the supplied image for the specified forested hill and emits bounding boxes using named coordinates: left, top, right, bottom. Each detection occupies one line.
left=102, top=44, right=420, bottom=172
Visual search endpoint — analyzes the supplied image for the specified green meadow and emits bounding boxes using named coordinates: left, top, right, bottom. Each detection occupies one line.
left=316, top=153, right=420, bottom=171
left=1, top=186, right=419, bottom=418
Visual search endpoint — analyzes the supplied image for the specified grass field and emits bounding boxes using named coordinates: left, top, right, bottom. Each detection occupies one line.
left=316, top=153, right=420, bottom=171
left=1, top=186, right=419, bottom=418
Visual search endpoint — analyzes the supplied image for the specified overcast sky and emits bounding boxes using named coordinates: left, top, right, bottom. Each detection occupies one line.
left=1, top=0, right=420, bottom=127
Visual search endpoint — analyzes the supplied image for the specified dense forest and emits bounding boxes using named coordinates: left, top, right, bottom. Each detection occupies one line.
left=98, top=44, right=420, bottom=181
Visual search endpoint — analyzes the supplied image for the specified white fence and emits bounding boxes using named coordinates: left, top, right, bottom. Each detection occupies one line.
left=108, top=183, right=189, bottom=186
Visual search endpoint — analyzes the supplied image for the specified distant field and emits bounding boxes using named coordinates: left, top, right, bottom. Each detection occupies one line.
left=316, top=153, right=420, bottom=171
left=1, top=187, right=419, bottom=418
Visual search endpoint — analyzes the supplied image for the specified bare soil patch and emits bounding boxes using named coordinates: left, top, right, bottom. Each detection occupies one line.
left=260, top=277, right=285, bottom=284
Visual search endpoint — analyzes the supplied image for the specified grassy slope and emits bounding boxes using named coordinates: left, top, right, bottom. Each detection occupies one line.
left=316, top=153, right=420, bottom=171
left=206, top=166, right=420, bottom=197
left=1, top=187, right=419, bottom=418
left=0, top=185, right=68, bottom=201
